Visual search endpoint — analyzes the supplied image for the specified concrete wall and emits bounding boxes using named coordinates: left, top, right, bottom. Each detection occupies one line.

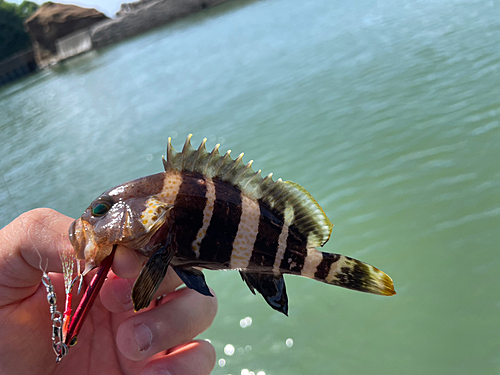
left=91, top=0, right=229, bottom=48
left=56, top=29, right=93, bottom=61
left=0, top=49, right=38, bottom=86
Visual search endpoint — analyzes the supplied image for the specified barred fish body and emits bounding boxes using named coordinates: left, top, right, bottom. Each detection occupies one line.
left=69, top=135, right=395, bottom=314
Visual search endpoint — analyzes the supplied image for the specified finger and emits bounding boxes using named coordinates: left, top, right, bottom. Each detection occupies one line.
left=116, top=287, right=218, bottom=361
left=112, top=245, right=148, bottom=279
left=141, top=340, right=216, bottom=375
left=0, top=209, right=74, bottom=291
left=99, top=268, right=183, bottom=313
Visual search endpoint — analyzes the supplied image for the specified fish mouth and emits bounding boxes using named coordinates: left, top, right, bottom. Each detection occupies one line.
left=63, top=208, right=172, bottom=357
left=69, top=218, right=113, bottom=276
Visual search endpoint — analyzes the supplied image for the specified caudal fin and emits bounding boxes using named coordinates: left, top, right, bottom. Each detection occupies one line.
left=314, top=252, right=395, bottom=296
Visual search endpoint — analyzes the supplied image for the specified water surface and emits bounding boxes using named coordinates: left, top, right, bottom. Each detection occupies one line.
left=1, top=0, right=499, bottom=374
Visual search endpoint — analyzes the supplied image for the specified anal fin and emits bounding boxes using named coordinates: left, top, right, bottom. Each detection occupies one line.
left=240, top=271, right=288, bottom=316
left=132, top=234, right=176, bottom=312
left=174, top=267, right=213, bottom=297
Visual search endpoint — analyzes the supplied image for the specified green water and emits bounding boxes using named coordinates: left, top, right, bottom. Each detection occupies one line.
left=1, top=0, right=500, bottom=373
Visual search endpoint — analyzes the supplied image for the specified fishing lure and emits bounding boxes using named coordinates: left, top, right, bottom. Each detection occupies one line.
left=39, top=239, right=79, bottom=362
left=63, top=135, right=395, bottom=357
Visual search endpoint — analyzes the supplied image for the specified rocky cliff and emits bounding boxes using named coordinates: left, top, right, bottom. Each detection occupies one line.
left=25, top=3, right=108, bottom=67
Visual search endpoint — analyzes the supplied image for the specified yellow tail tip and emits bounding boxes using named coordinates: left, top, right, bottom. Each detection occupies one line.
left=376, top=271, right=396, bottom=296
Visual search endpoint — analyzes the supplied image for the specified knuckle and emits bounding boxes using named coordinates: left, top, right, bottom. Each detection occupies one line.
left=20, top=207, right=58, bottom=224
left=16, top=208, right=58, bottom=235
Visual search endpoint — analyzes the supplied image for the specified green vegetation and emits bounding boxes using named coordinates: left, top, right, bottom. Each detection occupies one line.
left=0, top=1, right=39, bottom=60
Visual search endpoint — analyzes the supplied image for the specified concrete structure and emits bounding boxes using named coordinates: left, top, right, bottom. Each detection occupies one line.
left=91, top=0, right=229, bottom=48
left=56, top=29, right=93, bottom=61
left=0, top=49, right=38, bottom=86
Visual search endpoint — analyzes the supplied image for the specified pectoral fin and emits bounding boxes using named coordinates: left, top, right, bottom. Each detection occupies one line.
left=240, top=272, right=289, bottom=316
left=174, top=267, right=213, bottom=297
left=132, top=234, right=176, bottom=312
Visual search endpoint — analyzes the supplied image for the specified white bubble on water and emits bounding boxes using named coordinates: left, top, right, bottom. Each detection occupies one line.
left=218, top=358, right=226, bottom=367
left=146, top=153, right=153, bottom=161
left=224, top=344, right=235, bottom=356
left=240, top=316, right=253, bottom=328
left=286, top=338, right=294, bottom=348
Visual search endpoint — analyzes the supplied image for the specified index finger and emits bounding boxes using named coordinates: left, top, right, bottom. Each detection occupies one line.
left=0, top=208, right=74, bottom=293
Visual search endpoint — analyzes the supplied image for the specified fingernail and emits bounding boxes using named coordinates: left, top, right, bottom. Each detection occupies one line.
left=134, top=324, right=153, bottom=352
left=113, top=278, right=132, bottom=306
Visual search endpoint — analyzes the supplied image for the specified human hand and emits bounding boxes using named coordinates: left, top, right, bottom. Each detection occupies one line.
left=0, top=208, right=217, bottom=375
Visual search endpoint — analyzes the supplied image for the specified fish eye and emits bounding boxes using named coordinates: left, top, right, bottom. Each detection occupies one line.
left=92, top=203, right=111, bottom=216
left=91, top=196, right=113, bottom=217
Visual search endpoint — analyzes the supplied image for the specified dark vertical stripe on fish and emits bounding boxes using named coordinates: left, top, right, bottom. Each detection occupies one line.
left=249, top=201, right=284, bottom=268
left=199, top=178, right=242, bottom=264
left=173, top=172, right=207, bottom=260
left=279, top=225, right=307, bottom=273
left=314, top=253, right=341, bottom=280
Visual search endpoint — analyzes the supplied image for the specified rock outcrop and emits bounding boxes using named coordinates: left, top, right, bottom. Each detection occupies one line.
left=92, top=0, right=228, bottom=48
left=24, top=2, right=108, bottom=67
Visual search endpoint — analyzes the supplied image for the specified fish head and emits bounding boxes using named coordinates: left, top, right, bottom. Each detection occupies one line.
left=69, top=173, right=171, bottom=275
left=63, top=173, right=171, bottom=354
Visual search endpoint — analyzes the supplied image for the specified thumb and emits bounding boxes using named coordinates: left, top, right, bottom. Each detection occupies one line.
left=0, top=208, right=74, bottom=305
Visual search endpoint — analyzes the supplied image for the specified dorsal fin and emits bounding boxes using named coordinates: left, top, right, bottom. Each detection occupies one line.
left=163, top=135, right=333, bottom=247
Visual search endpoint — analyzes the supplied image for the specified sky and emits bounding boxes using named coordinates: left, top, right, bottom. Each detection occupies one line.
left=11, top=0, right=123, bottom=17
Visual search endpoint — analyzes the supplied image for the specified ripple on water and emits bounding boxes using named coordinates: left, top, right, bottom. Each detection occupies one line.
left=428, top=173, right=477, bottom=189
left=470, top=121, right=500, bottom=136
left=435, top=207, right=500, bottom=232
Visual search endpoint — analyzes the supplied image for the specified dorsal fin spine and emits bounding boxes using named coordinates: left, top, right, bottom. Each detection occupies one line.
left=241, top=168, right=261, bottom=194
left=182, top=134, right=193, bottom=154
left=221, top=152, right=244, bottom=180
left=234, top=160, right=253, bottom=187
left=192, top=138, right=207, bottom=172
left=166, top=136, right=333, bottom=247
left=204, top=143, right=220, bottom=176
left=180, top=134, right=193, bottom=170
left=162, top=155, right=168, bottom=171
left=233, top=153, right=245, bottom=168
left=163, top=137, right=174, bottom=171
left=214, top=150, right=231, bottom=177
left=257, top=173, right=275, bottom=201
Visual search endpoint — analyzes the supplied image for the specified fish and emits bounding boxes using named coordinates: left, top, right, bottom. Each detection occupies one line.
left=65, top=134, right=395, bottom=349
